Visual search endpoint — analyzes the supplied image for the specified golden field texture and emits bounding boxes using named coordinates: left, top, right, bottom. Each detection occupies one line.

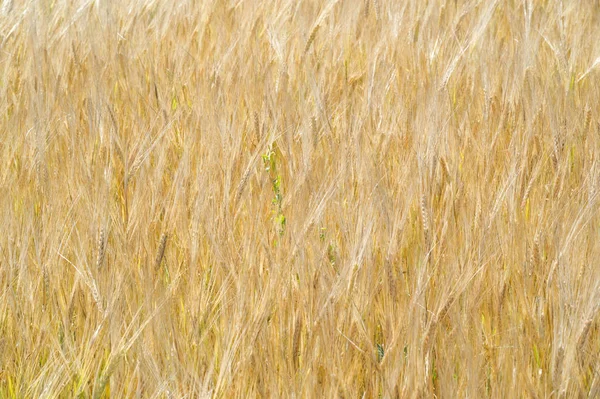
left=2, top=0, right=600, bottom=397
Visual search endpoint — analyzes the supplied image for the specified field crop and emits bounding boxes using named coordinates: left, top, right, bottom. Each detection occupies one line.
left=1, top=0, right=600, bottom=397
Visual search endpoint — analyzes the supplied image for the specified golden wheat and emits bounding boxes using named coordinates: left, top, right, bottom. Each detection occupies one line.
left=2, top=0, right=600, bottom=397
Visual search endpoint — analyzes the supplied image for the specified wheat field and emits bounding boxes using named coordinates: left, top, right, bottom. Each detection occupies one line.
left=1, top=0, right=600, bottom=397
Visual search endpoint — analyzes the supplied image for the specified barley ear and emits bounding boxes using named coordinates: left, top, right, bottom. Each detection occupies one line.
left=96, top=227, right=106, bottom=269
left=553, top=346, right=564, bottom=388
left=292, top=315, right=303, bottom=371
left=420, top=194, right=430, bottom=247
left=577, top=318, right=593, bottom=353
left=304, top=25, right=319, bottom=55
left=155, top=233, right=168, bottom=271
left=583, top=104, right=592, bottom=135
